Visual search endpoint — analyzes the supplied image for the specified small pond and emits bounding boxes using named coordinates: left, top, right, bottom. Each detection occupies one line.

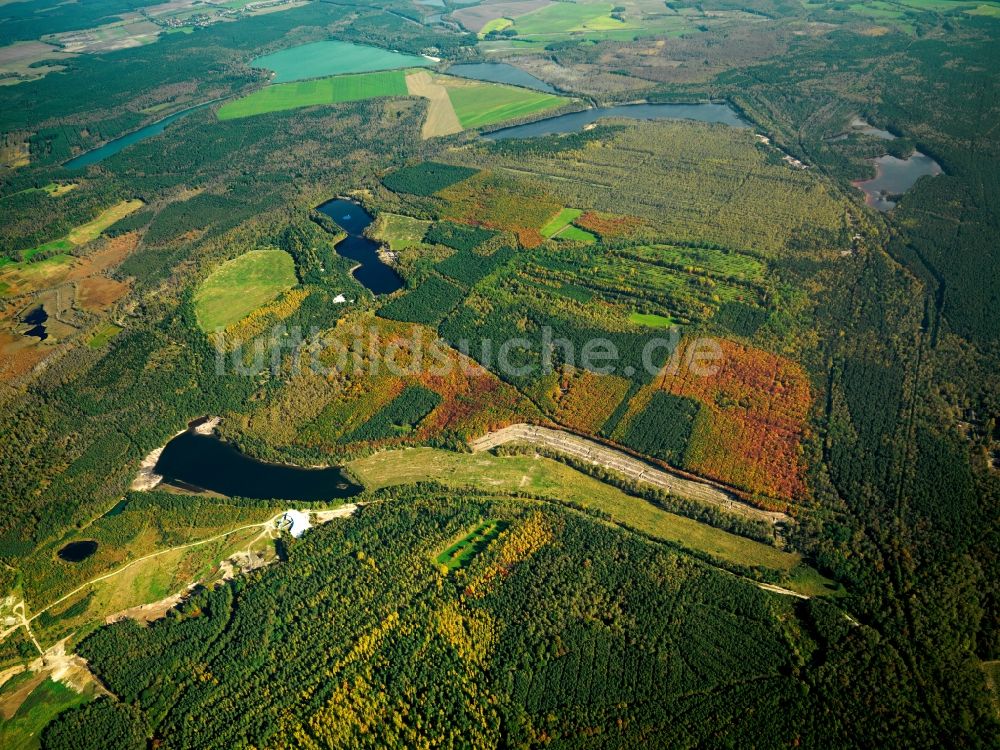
left=484, top=101, right=749, bottom=139
left=58, top=540, right=98, bottom=563
left=447, top=62, right=558, bottom=93
left=251, top=40, right=433, bottom=83
left=154, top=428, right=361, bottom=501
left=853, top=152, right=943, bottom=211
left=22, top=305, right=48, bottom=340
left=63, top=99, right=218, bottom=169
left=316, top=198, right=404, bottom=295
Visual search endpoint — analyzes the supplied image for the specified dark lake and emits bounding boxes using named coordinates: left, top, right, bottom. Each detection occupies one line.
left=854, top=152, right=943, bottom=211
left=484, top=102, right=749, bottom=140
left=316, top=198, right=404, bottom=295
left=154, top=429, right=361, bottom=501
left=447, top=62, right=558, bottom=93
left=22, top=305, right=48, bottom=340
left=63, top=99, right=218, bottom=170
left=58, top=540, right=98, bottom=563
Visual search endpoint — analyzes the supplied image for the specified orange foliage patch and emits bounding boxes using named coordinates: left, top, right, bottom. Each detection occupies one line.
left=656, top=339, right=811, bottom=502
left=65, top=232, right=140, bottom=281
left=309, top=318, right=537, bottom=450
left=76, top=276, right=131, bottom=310
left=436, top=171, right=560, bottom=248
left=550, top=368, right=632, bottom=433
left=0, top=331, right=49, bottom=381
left=576, top=211, right=646, bottom=239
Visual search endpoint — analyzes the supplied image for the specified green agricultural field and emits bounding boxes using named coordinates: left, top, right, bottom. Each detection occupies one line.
left=193, top=249, right=297, bottom=332
left=435, top=520, right=508, bottom=570
left=511, top=1, right=633, bottom=37
left=445, top=82, right=566, bottom=129
left=965, top=2, right=1000, bottom=14
left=249, top=40, right=432, bottom=83
left=347, top=446, right=831, bottom=592
left=479, top=17, right=513, bottom=37
left=217, top=71, right=409, bottom=120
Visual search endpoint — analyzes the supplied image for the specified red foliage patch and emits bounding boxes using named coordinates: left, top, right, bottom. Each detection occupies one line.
left=657, top=339, right=811, bottom=502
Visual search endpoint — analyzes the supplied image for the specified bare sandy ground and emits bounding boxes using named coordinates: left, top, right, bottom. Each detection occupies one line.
left=406, top=71, right=462, bottom=139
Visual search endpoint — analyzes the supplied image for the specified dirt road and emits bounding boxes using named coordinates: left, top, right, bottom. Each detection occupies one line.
left=471, top=424, right=790, bottom=525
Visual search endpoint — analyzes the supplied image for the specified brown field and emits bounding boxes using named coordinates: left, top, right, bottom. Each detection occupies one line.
left=0, top=331, right=50, bottom=381
left=406, top=71, right=462, bottom=139
left=0, top=41, right=72, bottom=85
left=452, top=0, right=552, bottom=32
left=76, top=276, right=131, bottom=310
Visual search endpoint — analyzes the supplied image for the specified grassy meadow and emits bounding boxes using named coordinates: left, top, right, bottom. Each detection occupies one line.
left=193, top=249, right=297, bottom=331
left=347, top=447, right=834, bottom=593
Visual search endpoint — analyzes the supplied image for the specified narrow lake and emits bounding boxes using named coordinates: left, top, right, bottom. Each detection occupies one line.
left=316, top=198, right=404, bottom=295
left=251, top=40, right=432, bottom=83
left=484, top=102, right=749, bottom=139
left=155, top=428, right=361, bottom=501
left=853, top=152, right=943, bottom=211
left=58, top=540, right=98, bottom=563
left=63, top=99, right=218, bottom=169
left=447, top=62, right=558, bottom=93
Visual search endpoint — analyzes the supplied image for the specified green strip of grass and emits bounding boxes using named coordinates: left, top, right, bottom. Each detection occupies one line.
left=540, top=207, right=583, bottom=238
left=347, top=447, right=839, bottom=595
left=630, top=312, right=675, bottom=328
left=217, top=70, right=409, bottom=120
left=555, top=224, right=597, bottom=243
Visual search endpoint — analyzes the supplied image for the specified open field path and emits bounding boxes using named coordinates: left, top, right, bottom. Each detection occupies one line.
left=0, top=513, right=287, bottom=646
left=471, top=423, right=790, bottom=525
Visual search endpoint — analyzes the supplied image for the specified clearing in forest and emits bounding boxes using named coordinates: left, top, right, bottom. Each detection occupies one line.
left=435, top=520, right=508, bottom=570
left=540, top=207, right=583, bottom=238
left=193, top=249, right=297, bottom=332
left=21, top=199, right=142, bottom=260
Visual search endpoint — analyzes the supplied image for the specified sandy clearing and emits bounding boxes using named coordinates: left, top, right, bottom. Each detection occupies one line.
left=406, top=71, right=462, bottom=139
left=471, top=423, right=790, bottom=525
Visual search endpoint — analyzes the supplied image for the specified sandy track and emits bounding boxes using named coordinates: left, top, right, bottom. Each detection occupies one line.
left=406, top=71, right=462, bottom=139
left=471, top=423, right=790, bottom=525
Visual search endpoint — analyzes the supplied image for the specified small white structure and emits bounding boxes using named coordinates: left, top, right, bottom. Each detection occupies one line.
left=280, top=509, right=312, bottom=538
left=332, top=294, right=347, bottom=304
